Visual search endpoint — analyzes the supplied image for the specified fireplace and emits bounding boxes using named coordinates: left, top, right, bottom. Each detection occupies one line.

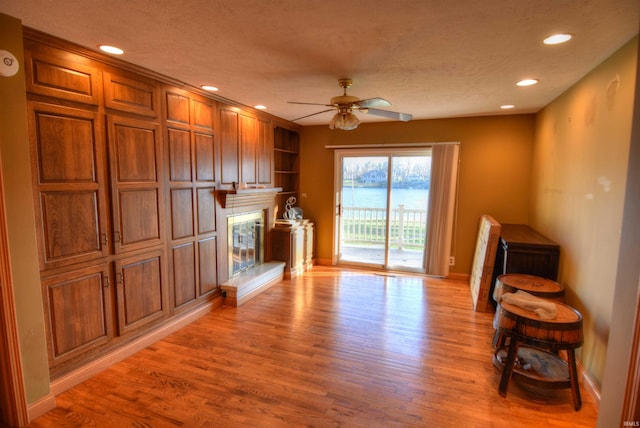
left=227, top=210, right=264, bottom=277
left=218, top=188, right=285, bottom=306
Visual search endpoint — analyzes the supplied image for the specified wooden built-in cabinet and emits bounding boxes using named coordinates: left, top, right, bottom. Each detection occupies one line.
left=165, top=88, right=219, bottom=313
left=25, top=40, right=171, bottom=376
left=27, top=101, right=110, bottom=271
left=23, top=33, right=299, bottom=378
left=274, top=126, right=299, bottom=218
left=107, top=115, right=164, bottom=253
left=272, top=220, right=314, bottom=278
left=219, top=107, right=273, bottom=187
left=114, top=249, right=167, bottom=335
left=40, top=264, right=113, bottom=368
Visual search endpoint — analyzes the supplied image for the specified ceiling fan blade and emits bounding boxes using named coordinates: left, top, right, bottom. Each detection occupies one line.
left=356, top=97, right=392, bottom=108
left=288, top=101, right=333, bottom=107
left=365, top=108, right=413, bottom=122
left=291, top=108, right=336, bottom=121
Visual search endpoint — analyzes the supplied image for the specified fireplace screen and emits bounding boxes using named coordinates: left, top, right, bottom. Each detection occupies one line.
left=228, top=211, right=264, bottom=277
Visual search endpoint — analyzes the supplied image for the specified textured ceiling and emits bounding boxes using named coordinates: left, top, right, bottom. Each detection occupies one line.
left=1, top=0, right=639, bottom=126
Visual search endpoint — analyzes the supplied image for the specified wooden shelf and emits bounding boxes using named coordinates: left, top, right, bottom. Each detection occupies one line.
left=273, top=126, right=300, bottom=218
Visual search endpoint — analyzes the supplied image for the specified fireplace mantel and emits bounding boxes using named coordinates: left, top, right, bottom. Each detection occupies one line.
left=216, top=187, right=282, bottom=209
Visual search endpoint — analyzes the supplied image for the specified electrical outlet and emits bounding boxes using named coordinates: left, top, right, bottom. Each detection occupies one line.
left=449, top=256, right=455, bottom=266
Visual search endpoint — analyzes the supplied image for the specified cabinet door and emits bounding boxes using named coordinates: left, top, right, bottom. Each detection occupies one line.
left=28, top=102, right=110, bottom=270
left=24, top=45, right=102, bottom=105
left=42, top=264, right=112, bottom=368
left=107, top=115, right=164, bottom=253
left=219, top=108, right=239, bottom=185
left=165, top=88, right=218, bottom=312
left=114, top=249, right=168, bottom=335
left=103, top=71, right=160, bottom=117
left=240, top=114, right=257, bottom=185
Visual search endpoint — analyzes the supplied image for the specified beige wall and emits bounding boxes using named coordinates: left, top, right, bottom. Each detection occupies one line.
left=531, top=36, right=638, bottom=389
left=299, top=115, right=536, bottom=274
left=0, top=13, right=51, bottom=403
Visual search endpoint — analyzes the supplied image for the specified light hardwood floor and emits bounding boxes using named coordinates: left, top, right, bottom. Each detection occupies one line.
left=26, top=267, right=598, bottom=427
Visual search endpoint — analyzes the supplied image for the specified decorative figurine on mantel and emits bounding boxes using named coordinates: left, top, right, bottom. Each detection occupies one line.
left=283, top=196, right=303, bottom=220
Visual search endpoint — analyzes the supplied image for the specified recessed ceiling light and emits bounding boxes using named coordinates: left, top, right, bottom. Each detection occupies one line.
left=517, top=79, right=539, bottom=87
left=500, top=104, right=515, bottom=109
left=544, top=33, right=573, bottom=45
left=254, top=105, right=267, bottom=110
left=201, top=85, right=219, bottom=92
left=98, top=45, right=124, bottom=55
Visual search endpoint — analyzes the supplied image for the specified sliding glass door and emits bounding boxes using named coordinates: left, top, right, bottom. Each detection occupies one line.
left=335, top=149, right=431, bottom=272
left=340, top=156, right=389, bottom=266
left=388, top=155, right=430, bottom=269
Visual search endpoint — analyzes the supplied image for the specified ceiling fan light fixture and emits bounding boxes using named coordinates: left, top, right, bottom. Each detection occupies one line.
left=329, top=109, right=360, bottom=130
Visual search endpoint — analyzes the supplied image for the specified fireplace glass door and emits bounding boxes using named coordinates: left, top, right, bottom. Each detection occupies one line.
left=228, top=211, right=264, bottom=276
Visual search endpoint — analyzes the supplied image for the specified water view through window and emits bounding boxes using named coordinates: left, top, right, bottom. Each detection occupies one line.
left=339, top=153, right=431, bottom=271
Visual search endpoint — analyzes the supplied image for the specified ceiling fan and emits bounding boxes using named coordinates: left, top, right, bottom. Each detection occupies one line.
left=288, top=78, right=413, bottom=130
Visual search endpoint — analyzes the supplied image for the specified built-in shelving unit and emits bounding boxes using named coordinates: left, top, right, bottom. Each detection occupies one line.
left=273, top=126, right=300, bottom=217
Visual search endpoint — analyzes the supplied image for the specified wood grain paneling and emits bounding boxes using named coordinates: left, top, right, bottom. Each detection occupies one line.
left=40, top=191, right=103, bottom=263
left=165, top=92, right=190, bottom=126
left=24, top=48, right=101, bottom=104
left=198, top=237, right=217, bottom=295
left=108, top=115, right=163, bottom=253
left=257, top=118, right=273, bottom=185
left=170, top=188, right=194, bottom=240
left=168, top=128, right=192, bottom=182
left=164, top=88, right=218, bottom=314
left=34, top=113, right=96, bottom=183
left=103, top=72, right=159, bottom=117
left=42, top=264, right=112, bottom=363
left=240, top=114, right=257, bottom=184
left=196, top=187, right=216, bottom=234
left=220, top=108, right=239, bottom=185
left=115, top=251, right=166, bottom=335
left=117, top=189, right=161, bottom=246
left=194, top=133, right=214, bottom=182
left=28, top=102, right=109, bottom=270
left=172, top=243, right=196, bottom=308
left=192, top=99, right=213, bottom=130
left=111, top=120, right=158, bottom=182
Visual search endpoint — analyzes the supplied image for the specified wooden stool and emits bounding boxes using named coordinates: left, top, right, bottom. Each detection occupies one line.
left=492, top=274, right=565, bottom=348
left=493, top=300, right=583, bottom=410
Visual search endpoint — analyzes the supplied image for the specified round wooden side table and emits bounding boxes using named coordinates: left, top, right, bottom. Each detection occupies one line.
left=493, top=299, right=583, bottom=410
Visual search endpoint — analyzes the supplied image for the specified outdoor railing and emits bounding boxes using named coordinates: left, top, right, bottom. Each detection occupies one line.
left=341, top=204, right=427, bottom=249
